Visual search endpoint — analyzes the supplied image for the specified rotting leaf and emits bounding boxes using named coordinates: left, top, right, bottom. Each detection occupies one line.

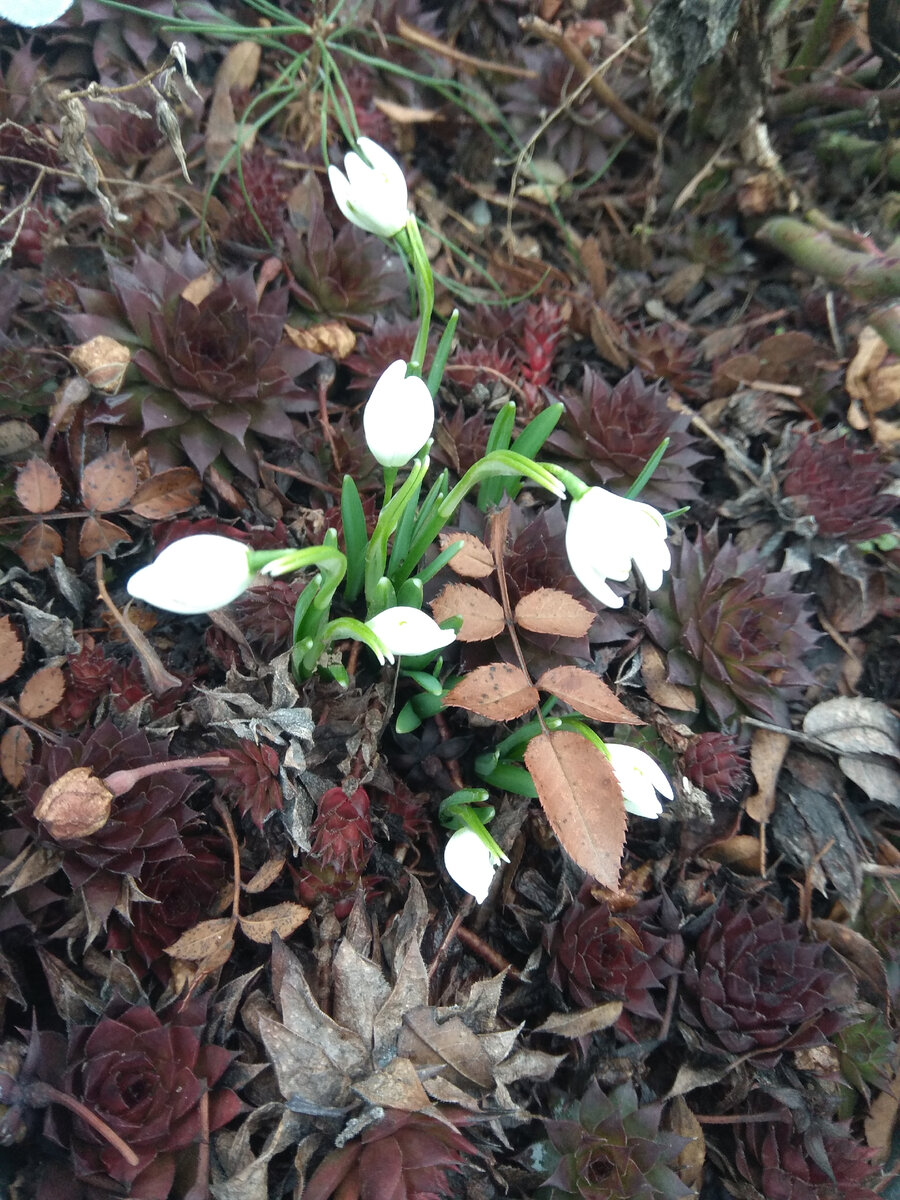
left=524, top=730, right=625, bottom=889
left=0, top=725, right=32, bottom=787
left=238, top=902, right=310, bottom=944
left=165, top=916, right=236, bottom=962
left=514, top=588, right=595, bottom=638
left=15, top=458, right=62, bottom=514
left=283, top=321, right=356, bottom=358
left=130, top=467, right=202, bottom=519
left=430, top=583, right=504, bottom=642
left=745, top=726, right=790, bottom=823
left=535, top=665, right=641, bottom=724
left=80, top=446, right=138, bottom=513
left=78, top=515, right=132, bottom=559
left=15, top=522, right=64, bottom=571
left=641, top=642, right=697, bottom=711
left=0, top=615, right=24, bottom=684
left=18, top=664, right=65, bottom=718
left=803, top=696, right=899, bottom=759
left=444, top=662, right=539, bottom=721
left=535, top=1002, right=623, bottom=1038
left=440, top=531, right=493, bottom=578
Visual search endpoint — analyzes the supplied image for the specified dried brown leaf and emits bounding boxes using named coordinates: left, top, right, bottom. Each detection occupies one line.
left=69, top=335, right=130, bottom=394
left=524, top=730, right=625, bottom=889
left=15, top=521, right=63, bottom=570
left=535, top=1001, right=623, bottom=1037
left=239, top=902, right=310, bottom=944
left=130, top=467, right=202, bottom=519
left=353, top=1055, right=431, bottom=1111
left=641, top=642, right=698, bottom=711
left=444, top=662, right=539, bottom=721
left=745, top=726, right=789, bottom=822
left=439, top=531, right=493, bottom=578
left=535, top=665, right=641, bottom=724
left=19, top=664, right=65, bottom=719
left=803, top=696, right=900, bottom=759
left=514, top=588, right=595, bottom=638
left=402, top=1008, right=495, bottom=1089
left=0, top=725, right=32, bottom=787
left=430, top=583, right=504, bottom=642
left=0, top=615, right=24, bottom=684
left=283, top=321, right=356, bottom=359
left=33, top=766, right=112, bottom=839
left=78, top=514, right=132, bottom=559
left=165, top=916, right=236, bottom=962
left=666, top=1096, right=706, bottom=1191
left=0, top=419, right=40, bottom=458
left=16, top=458, right=62, bottom=515
left=80, top=446, right=138, bottom=513
left=243, top=855, right=287, bottom=895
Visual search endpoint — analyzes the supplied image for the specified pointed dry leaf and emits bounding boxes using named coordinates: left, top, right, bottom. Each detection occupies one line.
left=0, top=616, right=24, bottom=684
left=33, top=766, right=113, bottom=839
left=0, top=725, right=32, bottom=787
left=15, top=458, right=62, bottom=514
left=439, top=531, right=494, bottom=578
left=78, top=515, right=132, bottom=559
left=239, top=902, right=310, bottom=944
left=15, top=522, right=63, bottom=571
left=444, top=662, right=539, bottom=721
left=130, top=467, right=202, bottom=518
left=641, top=642, right=697, bottom=711
left=535, top=666, right=641, bottom=724
left=18, top=664, right=65, bottom=719
left=69, top=335, right=130, bottom=394
left=165, top=916, right=236, bottom=961
left=80, top=446, right=138, bottom=513
left=803, top=696, right=900, bottom=759
left=283, top=321, right=356, bottom=358
left=535, top=1001, right=623, bottom=1038
left=745, top=726, right=789, bottom=822
left=666, top=1096, right=706, bottom=1192
left=243, top=854, right=287, bottom=894
left=524, top=730, right=625, bottom=889
left=402, top=1008, right=495, bottom=1088
left=353, top=1055, right=431, bottom=1111
left=430, top=583, right=504, bottom=642
left=514, top=589, right=595, bottom=637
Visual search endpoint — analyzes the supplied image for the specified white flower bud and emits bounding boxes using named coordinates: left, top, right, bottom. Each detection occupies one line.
left=606, top=744, right=673, bottom=818
left=327, top=138, right=409, bottom=239
left=0, top=0, right=73, bottom=25
left=363, top=360, right=434, bottom=468
left=365, top=607, right=455, bottom=659
left=443, top=827, right=502, bottom=903
left=565, top=486, right=671, bottom=608
left=126, top=534, right=253, bottom=614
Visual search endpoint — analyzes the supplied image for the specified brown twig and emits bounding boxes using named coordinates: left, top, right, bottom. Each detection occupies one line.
left=0, top=699, right=63, bottom=745
left=94, top=557, right=181, bottom=696
left=455, top=925, right=522, bottom=980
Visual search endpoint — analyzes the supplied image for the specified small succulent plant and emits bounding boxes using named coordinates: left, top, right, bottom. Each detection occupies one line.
left=681, top=731, right=749, bottom=798
left=295, top=786, right=374, bottom=914
left=545, top=891, right=682, bottom=1039
left=303, top=1107, right=478, bottom=1200
left=680, top=898, right=846, bottom=1066
left=550, top=369, right=706, bottom=510
left=538, top=1080, right=691, bottom=1200
left=33, top=997, right=240, bottom=1200
left=19, top=720, right=202, bottom=929
left=781, top=431, right=898, bottom=543
left=65, top=242, right=319, bottom=480
left=644, top=527, right=819, bottom=730
left=211, top=740, right=283, bottom=831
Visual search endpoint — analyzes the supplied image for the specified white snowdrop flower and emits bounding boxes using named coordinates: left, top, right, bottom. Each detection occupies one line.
left=365, top=606, right=455, bottom=659
left=363, top=360, right=434, bottom=468
left=443, top=827, right=503, bottom=903
left=565, top=486, right=670, bottom=608
left=126, top=534, right=252, bottom=614
left=606, top=744, right=674, bottom=818
left=327, top=137, right=409, bottom=238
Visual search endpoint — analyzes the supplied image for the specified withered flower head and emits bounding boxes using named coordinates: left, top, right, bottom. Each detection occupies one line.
left=781, top=431, right=898, bottom=543
left=545, top=893, right=682, bottom=1039
left=303, top=1108, right=478, bottom=1200
left=19, top=721, right=200, bottom=927
left=37, top=997, right=241, bottom=1200
left=65, top=242, right=318, bottom=480
left=644, top=527, right=819, bottom=731
left=680, top=899, right=846, bottom=1066
left=551, top=368, right=706, bottom=510
left=539, top=1080, right=691, bottom=1200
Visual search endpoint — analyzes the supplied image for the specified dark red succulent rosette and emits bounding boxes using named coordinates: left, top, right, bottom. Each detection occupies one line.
left=546, top=890, right=683, bottom=1040
left=19, top=721, right=202, bottom=928
left=781, top=431, right=898, bottom=543
left=36, top=997, right=241, bottom=1200
left=680, top=899, right=847, bottom=1066
left=681, top=731, right=750, bottom=798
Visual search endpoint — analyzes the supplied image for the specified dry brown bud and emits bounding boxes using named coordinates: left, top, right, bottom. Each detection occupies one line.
left=33, top=766, right=113, bottom=840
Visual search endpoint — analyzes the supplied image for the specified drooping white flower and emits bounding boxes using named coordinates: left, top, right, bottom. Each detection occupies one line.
left=327, top=137, right=409, bottom=239
left=365, top=606, right=455, bottom=659
left=443, top=827, right=503, bottom=903
left=363, top=360, right=434, bottom=468
left=565, top=486, right=670, bottom=608
left=606, top=744, right=673, bottom=818
left=126, top=534, right=253, bottom=614
left=0, top=0, right=73, bottom=25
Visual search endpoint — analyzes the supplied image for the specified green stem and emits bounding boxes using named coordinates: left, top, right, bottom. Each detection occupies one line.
left=397, top=216, right=434, bottom=376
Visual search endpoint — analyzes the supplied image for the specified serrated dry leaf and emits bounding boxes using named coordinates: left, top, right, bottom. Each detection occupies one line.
left=439, top=531, right=493, bottom=578
left=80, top=446, right=138, bottom=513
left=15, top=521, right=63, bottom=570
left=239, top=902, right=310, bottom=944
left=78, top=514, right=132, bottom=559
left=666, top=1095, right=706, bottom=1191
left=130, top=467, right=202, bottom=518
left=514, top=588, right=595, bottom=637
left=535, top=1001, right=623, bottom=1037
left=69, top=335, right=130, bottom=394
left=283, top=321, right=356, bottom=358
left=535, top=665, right=641, bottom=724
left=18, top=664, right=65, bottom=718
left=243, top=855, right=287, bottom=894
left=524, top=730, right=625, bottom=889
left=641, top=642, right=698, bottom=711
left=430, top=583, right=504, bottom=642
left=402, top=1008, right=495, bottom=1089
left=0, top=615, right=24, bottom=684
left=745, top=726, right=789, bottom=822
left=353, top=1055, right=431, bottom=1111
left=165, top=916, right=236, bottom=961
left=0, top=725, right=32, bottom=787
left=15, top=458, right=62, bottom=514
left=444, top=662, right=539, bottom=721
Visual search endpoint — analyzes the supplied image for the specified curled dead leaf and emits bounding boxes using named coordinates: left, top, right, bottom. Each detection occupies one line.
left=745, top=726, right=789, bottom=823
left=239, top=902, right=310, bottom=944
left=15, top=522, right=63, bottom=571
left=283, top=321, right=356, bottom=359
left=33, top=766, right=113, bottom=840
left=641, top=643, right=698, bottom=712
